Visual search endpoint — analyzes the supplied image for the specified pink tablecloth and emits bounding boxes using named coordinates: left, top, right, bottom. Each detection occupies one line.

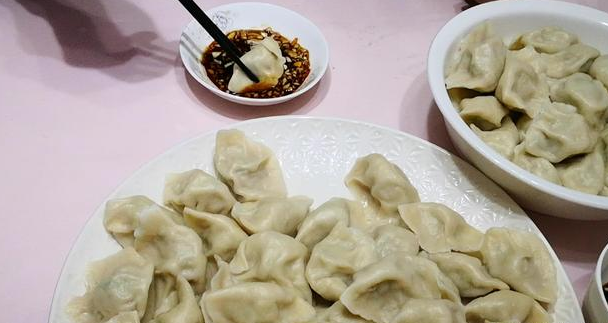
left=1, top=0, right=608, bottom=321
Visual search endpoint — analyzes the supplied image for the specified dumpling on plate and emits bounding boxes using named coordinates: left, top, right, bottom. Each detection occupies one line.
left=540, top=43, right=599, bottom=78
left=103, top=196, right=183, bottom=248
left=523, top=102, right=596, bottom=163
left=345, top=153, right=420, bottom=226
left=200, top=282, right=315, bottom=323
left=183, top=208, right=247, bottom=261
left=470, top=116, right=520, bottom=160
left=228, top=37, right=286, bottom=94
left=398, top=202, right=484, bottom=253
left=214, top=129, right=287, bottom=202
left=340, top=254, right=460, bottom=323
left=231, top=196, right=312, bottom=236
left=67, top=248, right=154, bottom=323
left=306, top=223, right=379, bottom=301
left=590, top=54, right=608, bottom=88
left=163, top=169, right=236, bottom=215
left=228, top=231, right=312, bottom=303
left=133, top=208, right=208, bottom=293
left=465, top=290, right=551, bottom=323
left=371, top=224, right=419, bottom=258
left=391, top=299, right=466, bottom=323
left=495, top=51, right=550, bottom=118
left=459, top=96, right=509, bottom=131
left=422, top=251, right=509, bottom=297
left=295, top=197, right=367, bottom=250
left=142, top=275, right=203, bottom=323
left=445, top=22, right=506, bottom=92
left=556, top=141, right=606, bottom=195
left=316, top=301, right=372, bottom=323
left=480, top=228, right=557, bottom=304
left=512, top=143, right=562, bottom=185
left=513, top=26, right=578, bottom=54
left=549, top=73, right=608, bottom=128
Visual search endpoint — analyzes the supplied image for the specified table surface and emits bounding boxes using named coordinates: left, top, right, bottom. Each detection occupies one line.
left=2, top=0, right=608, bottom=321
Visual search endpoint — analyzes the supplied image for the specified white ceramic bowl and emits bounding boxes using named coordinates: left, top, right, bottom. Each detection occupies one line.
left=179, top=2, right=329, bottom=106
left=583, top=243, right=608, bottom=323
left=427, top=0, right=608, bottom=220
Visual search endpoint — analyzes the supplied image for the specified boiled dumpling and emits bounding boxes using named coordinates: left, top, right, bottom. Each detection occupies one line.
left=306, top=223, right=379, bottom=301
left=163, top=169, right=236, bottom=215
left=590, top=54, right=608, bottom=89
left=512, top=143, right=561, bottom=184
left=340, top=254, right=460, bottom=323
left=214, top=129, right=287, bottom=201
left=549, top=73, right=608, bottom=128
left=509, top=46, right=545, bottom=75
left=465, top=290, right=551, bottom=323
left=470, top=116, right=520, bottom=159
left=445, top=22, right=506, bottom=92
left=480, top=228, right=557, bottom=304
left=515, top=26, right=578, bottom=54
left=371, top=224, right=418, bottom=257
left=540, top=43, right=599, bottom=78
left=523, top=102, right=597, bottom=163
left=295, top=198, right=367, bottom=250
left=104, top=196, right=183, bottom=248
left=200, top=282, right=315, bottom=323
left=345, top=154, right=420, bottom=226
left=228, top=37, right=286, bottom=93
left=183, top=208, right=247, bottom=261
left=231, top=196, right=312, bottom=236
left=557, top=141, right=606, bottom=195
left=316, top=301, right=372, bottom=323
left=67, top=248, right=154, bottom=323
left=391, top=299, right=466, bottom=323
left=147, top=275, right=203, bottom=323
left=495, top=52, right=550, bottom=118
left=228, top=231, right=312, bottom=303
left=102, top=312, right=139, bottom=323
left=448, top=88, right=480, bottom=111
left=133, top=208, right=207, bottom=293
left=516, top=115, right=533, bottom=142
left=141, top=274, right=178, bottom=323
left=459, top=96, right=509, bottom=131
left=398, top=202, right=484, bottom=253
left=423, top=252, right=509, bottom=297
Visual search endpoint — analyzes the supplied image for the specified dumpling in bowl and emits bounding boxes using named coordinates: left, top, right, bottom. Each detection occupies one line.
left=540, top=43, right=599, bottom=78
left=513, top=26, right=578, bottom=54
left=459, top=96, right=509, bottom=131
left=465, top=290, right=551, bottom=323
left=590, top=54, right=608, bottom=88
left=228, top=37, right=286, bottom=93
left=470, top=116, right=520, bottom=160
left=511, top=143, right=562, bottom=185
left=445, top=22, right=506, bottom=92
left=549, top=73, right=608, bottom=128
left=556, top=141, right=606, bottom=195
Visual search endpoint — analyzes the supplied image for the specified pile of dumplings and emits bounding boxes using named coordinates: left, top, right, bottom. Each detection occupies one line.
left=446, top=22, right=608, bottom=196
left=67, top=129, right=558, bottom=323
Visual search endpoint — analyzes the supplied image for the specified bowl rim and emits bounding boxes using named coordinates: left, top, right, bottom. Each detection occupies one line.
left=594, top=242, right=608, bottom=311
left=179, top=1, right=329, bottom=105
left=427, top=0, right=608, bottom=211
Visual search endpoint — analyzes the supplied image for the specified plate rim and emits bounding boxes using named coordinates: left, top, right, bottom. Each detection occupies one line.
left=47, top=115, right=583, bottom=322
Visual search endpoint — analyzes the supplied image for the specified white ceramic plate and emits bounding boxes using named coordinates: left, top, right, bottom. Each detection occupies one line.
left=48, top=117, right=583, bottom=322
left=179, top=2, right=329, bottom=106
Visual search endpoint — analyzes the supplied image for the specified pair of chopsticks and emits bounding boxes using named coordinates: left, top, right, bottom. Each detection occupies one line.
left=178, top=0, right=260, bottom=83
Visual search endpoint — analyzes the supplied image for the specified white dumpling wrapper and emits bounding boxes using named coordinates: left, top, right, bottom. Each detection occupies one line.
left=391, top=299, right=466, bottom=323
left=163, top=169, right=236, bottom=215
left=228, top=231, right=312, bottom=303
left=231, top=196, right=312, bottom=236
left=523, top=102, right=597, bottom=163
left=480, top=228, right=557, bottom=304
left=183, top=208, right=248, bottom=261
left=371, top=224, right=419, bottom=257
left=200, top=282, right=315, bottom=323
left=459, top=96, right=509, bottom=131
left=214, top=129, right=287, bottom=201
left=465, top=290, right=551, bottom=323
left=512, top=143, right=562, bottom=185
left=549, top=73, right=608, bottom=128
left=557, top=141, right=606, bottom=195
left=316, top=301, right=372, bottom=323
left=228, top=37, right=286, bottom=93
left=345, top=153, right=420, bottom=227
left=471, top=116, right=520, bottom=160
left=516, top=26, right=578, bottom=54
left=590, top=54, right=608, bottom=89
left=306, top=223, right=379, bottom=301
left=540, top=43, right=599, bottom=78
left=147, top=275, right=203, bottom=323
left=445, top=22, right=506, bottom=92
left=398, top=202, right=484, bottom=253
left=295, top=197, right=367, bottom=250
left=67, top=248, right=154, bottom=323
left=340, top=254, right=460, bottom=323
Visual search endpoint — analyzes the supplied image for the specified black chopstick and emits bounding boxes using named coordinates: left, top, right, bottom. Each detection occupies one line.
left=177, top=0, right=260, bottom=83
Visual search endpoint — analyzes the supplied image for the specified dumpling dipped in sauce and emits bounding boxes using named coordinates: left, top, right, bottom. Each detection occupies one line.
left=228, top=37, right=286, bottom=94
